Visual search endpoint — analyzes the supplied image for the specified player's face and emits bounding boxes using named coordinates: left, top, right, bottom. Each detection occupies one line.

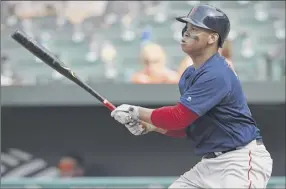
left=180, top=23, right=218, bottom=54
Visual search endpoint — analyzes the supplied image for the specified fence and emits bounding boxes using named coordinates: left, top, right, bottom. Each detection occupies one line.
left=1, top=177, right=286, bottom=188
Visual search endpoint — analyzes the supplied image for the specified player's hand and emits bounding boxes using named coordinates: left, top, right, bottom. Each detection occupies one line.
left=111, top=104, right=157, bottom=135
left=125, top=121, right=157, bottom=136
left=111, top=104, right=139, bottom=125
left=124, top=121, right=145, bottom=135
left=139, top=121, right=157, bottom=134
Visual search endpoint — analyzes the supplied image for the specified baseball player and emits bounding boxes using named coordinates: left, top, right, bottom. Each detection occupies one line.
left=111, top=4, right=273, bottom=188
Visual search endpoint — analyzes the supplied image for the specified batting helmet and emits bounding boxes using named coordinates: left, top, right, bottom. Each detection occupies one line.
left=176, top=4, right=230, bottom=47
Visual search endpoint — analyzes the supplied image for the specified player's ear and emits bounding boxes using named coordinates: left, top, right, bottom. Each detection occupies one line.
left=208, top=33, right=219, bottom=45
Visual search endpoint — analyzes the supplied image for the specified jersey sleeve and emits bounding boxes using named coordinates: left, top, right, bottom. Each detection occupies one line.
left=179, top=72, right=230, bottom=116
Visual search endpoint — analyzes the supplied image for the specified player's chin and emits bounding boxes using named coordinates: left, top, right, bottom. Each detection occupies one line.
left=180, top=41, right=194, bottom=53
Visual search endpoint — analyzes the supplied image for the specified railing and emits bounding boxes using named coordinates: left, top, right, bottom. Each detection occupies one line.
left=1, top=82, right=285, bottom=106
left=1, top=176, right=285, bottom=188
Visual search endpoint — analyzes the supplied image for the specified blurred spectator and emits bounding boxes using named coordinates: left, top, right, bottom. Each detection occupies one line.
left=0, top=55, right=21, bottom=86
left=177, top=56, right=193, bottom=77
left=220, top=39, right=237, bottom=75
left=64, top=1, right=107, bottom=23
left=64, top=1, right=107, bottom=42
left=13, top=2, right=52, bottom=19
left=57, top=152, right=85, bottom=177
left=131, top=43, right=179, bottom=84
left=100, top=41, right=118, bottom=79
left=219, top=39, right=235, bottom=72
left=1, top=55, right=12, bottom=86
left=57, top=152, right=109, bottom=177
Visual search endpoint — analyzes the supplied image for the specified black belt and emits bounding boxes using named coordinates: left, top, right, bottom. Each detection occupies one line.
left=203, top=139, right=264, bottom=159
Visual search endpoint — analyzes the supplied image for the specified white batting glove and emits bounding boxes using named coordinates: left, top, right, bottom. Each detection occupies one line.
left=125, top=121, right=145, bottom=136
left=125, top=121, right=157, bottom=136
left=111, top=104, right=139, bottom=125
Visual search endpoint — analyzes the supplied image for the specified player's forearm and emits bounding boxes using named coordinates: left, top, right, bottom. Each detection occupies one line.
left=138, top=107, right=154, bottom=124
left=154, top=127, right=168, bottom=134
left=137, top=107, right=180, bottom=135
left=137, top=103, right=199, bottom=130
left=137, top=106, right=188, bottom=137
left=139, top=120, right=185, bottom=137
left=137, top=107, right=167, bottom=133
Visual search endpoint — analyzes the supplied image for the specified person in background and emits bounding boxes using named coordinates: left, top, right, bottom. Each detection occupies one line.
left=0, top=55, right=20, bottom=86
left=1, top=55, right=12, bottom=86
left=219, top=39, right=235, bottom=73
left=177, top=56, right=193, bottom=77
left=57, top=152, right=85, bottom=177
left=131, top=43, right=180, bottom=84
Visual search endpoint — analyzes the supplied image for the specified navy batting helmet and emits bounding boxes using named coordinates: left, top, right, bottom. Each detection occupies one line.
left=176, top=4, right=230, bottom=47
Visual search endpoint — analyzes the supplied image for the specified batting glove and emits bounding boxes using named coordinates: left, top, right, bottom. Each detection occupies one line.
left=125, top=121, right=157, bottom=136
left=111, top=104, right=139, bottom=125
left=124, top=121, right=145, bottom=135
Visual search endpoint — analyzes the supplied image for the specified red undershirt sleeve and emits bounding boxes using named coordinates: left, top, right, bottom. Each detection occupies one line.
left=150, top=103, right=199, bottom=130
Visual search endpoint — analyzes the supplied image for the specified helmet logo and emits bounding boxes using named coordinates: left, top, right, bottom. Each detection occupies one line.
left=189, top=7, right=197, bottom=16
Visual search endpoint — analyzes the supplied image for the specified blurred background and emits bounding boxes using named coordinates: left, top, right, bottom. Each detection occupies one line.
left=1, top=1, right=285, bottom=188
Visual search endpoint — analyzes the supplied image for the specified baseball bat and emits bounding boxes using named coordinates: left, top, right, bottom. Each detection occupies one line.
left=11, top=30, right=116, bottom=111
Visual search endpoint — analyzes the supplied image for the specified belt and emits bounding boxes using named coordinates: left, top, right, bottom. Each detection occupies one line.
left=203, top=139, right=264, bottom=159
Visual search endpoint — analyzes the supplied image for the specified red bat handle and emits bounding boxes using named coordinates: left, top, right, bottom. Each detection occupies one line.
left=103, top=99, right=116, bottom=111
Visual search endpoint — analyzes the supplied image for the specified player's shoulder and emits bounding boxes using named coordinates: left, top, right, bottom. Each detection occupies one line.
left=196, top=60, right=232, bottom=87
left=204, top=55, right=233, bottom=76
left=181, top=65, right=195, bottom=76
